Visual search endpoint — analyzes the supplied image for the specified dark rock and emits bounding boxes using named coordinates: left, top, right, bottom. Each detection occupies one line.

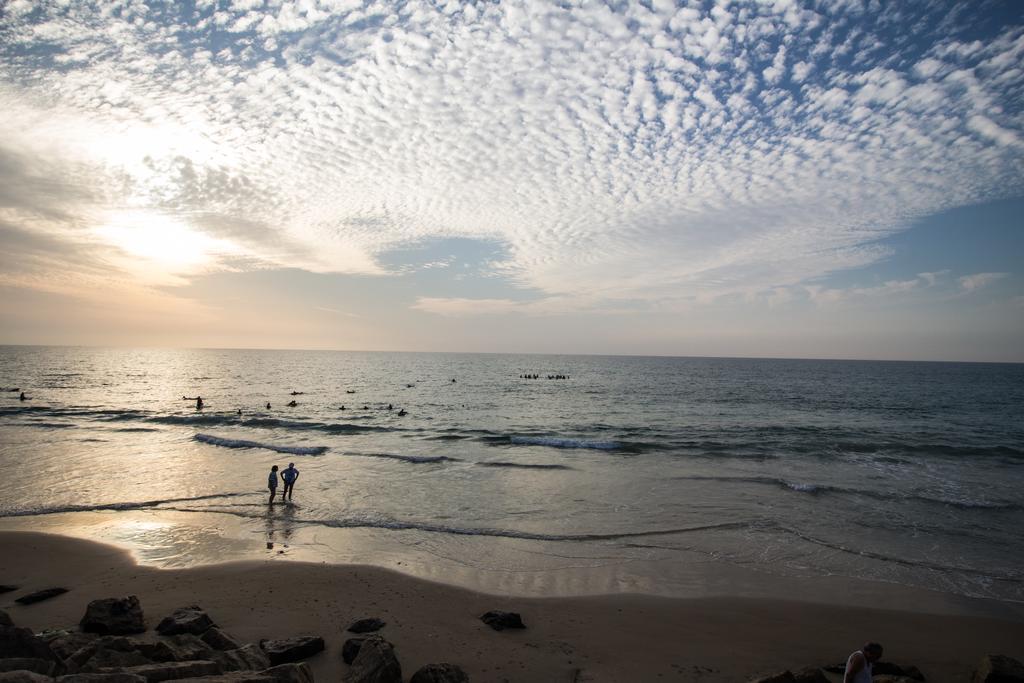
left=902, top=665, right=926, bottom=681
left=169, top=675, right=271, bottom=683
left=155, top=609, right=214, bottom=637
left=40, top=632, right=99, bottom=661
left=342, top=636, right=401, bottom=683
left=262, top=664, right=313, bottom=683
left=973, top=654, right=1024, bottom=683
left=345, top=619, right=385, bottom=635
left=479, top=611, right=524, bottom=631
left=872, top=677, right=919, bottom=683
left=95, top=660, right=221, bottom=683
left=0, top=626, right=64, bottom=667
left=57, top=674, right=148, bottom=683
left=342, top=636, right=394, bottom=666
left=409, top=663, right=469, bottom=683
left=258, top=638, right=323, bottom=667
left=80, top=598, right=145, bottom=636
left=213, top=645, right=270, bottom=672
left=200, top=629, right=241, bottom=653
left=0, top=587, right=19, bottom=594
left=751, top=673, right=796, bottom=683
left=77, top=648, right=152, bottom=673
left=0, top=671, right=53, bottom=683
left=14, top=589, right=69, bottom=606
left=142, top=635, right=212, bottom=663
left=792, top=668, right=829, bottom=683
left=0, top=611, right=12, bottom=627
left=0, top=661, right=58, bottom=677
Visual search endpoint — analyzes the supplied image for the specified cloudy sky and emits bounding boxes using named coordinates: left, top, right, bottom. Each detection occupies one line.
left=1, top=0, right=1022, bottom=361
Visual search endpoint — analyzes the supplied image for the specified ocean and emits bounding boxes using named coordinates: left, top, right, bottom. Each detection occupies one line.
left=1, top=346, right=1022, bottom=604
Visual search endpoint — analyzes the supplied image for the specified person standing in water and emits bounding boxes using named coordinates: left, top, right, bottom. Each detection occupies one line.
left=267, top=465, right=280, bottom=504
left=281, top=463, right=300, bottom=501
left=844, top=642, right=883, bottom=683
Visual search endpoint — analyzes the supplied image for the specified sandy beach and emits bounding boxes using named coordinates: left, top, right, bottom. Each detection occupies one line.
left=3, top=531, right=1023, bottom=682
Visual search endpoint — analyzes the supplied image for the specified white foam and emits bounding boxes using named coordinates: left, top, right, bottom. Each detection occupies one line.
left=510, top=435, right=620, bottom=450
left=194, top=433, right=328, bottom=455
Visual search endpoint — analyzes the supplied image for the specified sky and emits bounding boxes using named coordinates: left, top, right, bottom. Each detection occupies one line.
left=0, top=0, right=1022, bottom=362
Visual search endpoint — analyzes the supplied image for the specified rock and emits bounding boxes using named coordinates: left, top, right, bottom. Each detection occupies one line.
left=40, top=632, right=99, bottom=661
left=0, top=626, right=64, bottom=667
left=258, top=638, right=323, bottom=667
left=213, top=645, right=270, bottom=672
left=873, top=677, right=919, bottom=683
left=77, top=647, right=152, bottom=673
left=0, top=587, right=19, bottom=594
left=902, top=665, right=926, bottom=681
left=80, top=598, right=146, bottom=636
left=341, top=636, right=394, bottom=667
left=0, top=661, right=59, bottom=677
left=142, top=636, right=212, bottom=663
left=342, top=636, right=401, bottom=683
left=792, top=668, right=829, bottom=683
left=262, top=664, right=313, bottom=683
left=409, top=663, right=469, bottom=683
left=0, top=671, right=53, bottom=683
left=14, top=589, right=69, bottom=606
left=200, top=629, right=241, bottom=653
left=57, top=675, right=148, bottom=683
left=478, top=611, right=524, bottom=631
left=751, top=673, right=796, bottom=683
left=0, top=611, right=13, bottom=627
left=168, top=675, right=271, bottom=683
left=155, top=609, right=214, bottom=637
left=95, top=660, right=221, bottom=683
left=345, top=619, right=385, bottom=635
left=973, top=654, right=1024, bottom=683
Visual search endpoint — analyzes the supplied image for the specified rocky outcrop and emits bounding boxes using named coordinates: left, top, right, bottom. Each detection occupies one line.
left=0, top=626, right=64, bottom=670
left=15, top=589, right=69, bottom=606
left=478, top=612, right=524, bottom=631
left=0, top=660, right=59, bottom=677
left=261, top=665, right=312, bottom=683
left=0, top=613, right=12, bottom=628
left=40, top=633, right=99, bottom=662
left=341, top=637, right=400, bottom=683
left=57, top=675, right=148, bottom=683
left=257, top=639, right=323, bottom=667
left=95, top=660, right=221, bottom=683
left=344, top=620, right=384, bottom=635
left=791, top=668, right=828, bottom=683
left=0, top=671, right=53, bottom=683
left=155, top=610, right=214, bottom=637
left=408, top=663, right=468, bottom=683
left=198, top=632, right=239, bottom=654
left=80, top=598, right=145, bottom=636
left=973, top=654, right=1024, bottom=683
left=212, top=647, right=269, bottom=673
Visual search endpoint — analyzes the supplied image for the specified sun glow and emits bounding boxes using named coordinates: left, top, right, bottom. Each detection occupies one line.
left=96, top=211, right=236, bottom=271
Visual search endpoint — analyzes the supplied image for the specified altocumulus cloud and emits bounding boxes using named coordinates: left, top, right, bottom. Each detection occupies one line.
left=0, top=0, right=1022, bottom=313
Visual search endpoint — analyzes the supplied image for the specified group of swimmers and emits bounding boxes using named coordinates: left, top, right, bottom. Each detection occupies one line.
left=185, top=394, right=408, bottom=416
left=519, top=374, right=571, bottom=380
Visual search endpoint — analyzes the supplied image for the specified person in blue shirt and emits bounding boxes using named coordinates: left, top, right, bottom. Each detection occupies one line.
left=281, top=463, right=300, bottom=501
left=267, top=465, right=279, bottom=504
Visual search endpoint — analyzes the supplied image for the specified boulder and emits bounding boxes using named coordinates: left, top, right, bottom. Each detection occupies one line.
left=750, top=673, right=796, bottom=683
left=0, top=626, right=64, bottom=667
left=792, top=668, right=828, bottom=683
left=58, top=675, right=148, bottom=683
left=0, top=671, right=53, bottom=683
left=15, top=589, right=69, bottom=606
left=80, top=598, right=145, bottom=636
left=874, top=662, right=925, bottom=679
left=409, top=663, right=469, bottom=683
left=141, top=636, right=212, bottom=664
left=478, top=611, right=524, bottom=631
left=154, top=609, right=214, bottom=637
left=262, top=664, right=313, bottom=683
left=342, top=636, right=401, bottom=683
left=0, top=587, right=19, bottom=594
left=213, top=645, right=270, bottom=672
left=0, top=611, right=12, bottom=627
left=40, top=632, right=99, bottom=661
left=166, top=675, right=271, bottom=683
left=95, top=660, right=221, bottom=683
left=258, top=638, right=323, bottom=667
left=345, top=620, right=385, bottom=635
left=0, top=661, right=59, bottom=677
left=341, top=636, right=392, bottom=667
left=200, top=629, right=241, bottom=653
left=973, top=654, right=1024, bottom=683
left=77, top=648, right=152, bottom=673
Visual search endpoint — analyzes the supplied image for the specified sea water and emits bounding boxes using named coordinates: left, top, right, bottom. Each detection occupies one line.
left=1, top=346, right=1022, bottom=603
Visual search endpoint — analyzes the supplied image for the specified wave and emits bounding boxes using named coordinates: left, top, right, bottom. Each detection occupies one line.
left=477, top=461, right=572, bottom=470
left=194, top=433, right=328, bottom=455
left=673, top=475, right=1023, bottom=511
left=507, top=435, right=622, bottom=450
left=0, top=492, right=251, bottom=518
left=346, top=452, right=459, bottom=464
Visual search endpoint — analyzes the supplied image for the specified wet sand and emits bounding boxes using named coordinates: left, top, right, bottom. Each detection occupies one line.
left=3, top=531, right=1023, bottom=682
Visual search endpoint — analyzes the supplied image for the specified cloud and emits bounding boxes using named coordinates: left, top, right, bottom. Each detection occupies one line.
left=0, top=0, right=1021, bottom=315
left=958, top=272, right=1008, bottom=292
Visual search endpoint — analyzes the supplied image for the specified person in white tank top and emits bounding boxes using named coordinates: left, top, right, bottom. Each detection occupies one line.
left=845, top=642, right=883, bottom=683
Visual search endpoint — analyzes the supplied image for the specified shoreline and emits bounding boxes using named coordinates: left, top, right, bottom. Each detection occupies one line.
left=3, top=531, right=1024, bottom=682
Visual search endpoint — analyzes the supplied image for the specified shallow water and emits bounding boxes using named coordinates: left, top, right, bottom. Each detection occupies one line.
left=1, top=346, right=1022, bottom=602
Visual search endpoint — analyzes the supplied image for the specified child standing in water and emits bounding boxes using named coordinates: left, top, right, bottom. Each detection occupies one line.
left=267, top=465, right=279, bottom=504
